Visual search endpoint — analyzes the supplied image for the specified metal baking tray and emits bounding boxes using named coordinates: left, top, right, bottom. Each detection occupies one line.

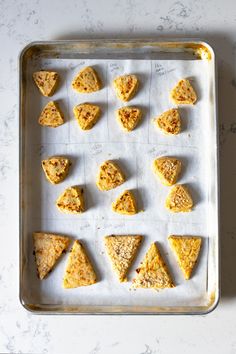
left=19, top=39, right=219, bottom=314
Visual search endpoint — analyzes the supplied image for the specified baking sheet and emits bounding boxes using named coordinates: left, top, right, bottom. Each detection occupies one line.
left=22, top=57, right=212, bottom=308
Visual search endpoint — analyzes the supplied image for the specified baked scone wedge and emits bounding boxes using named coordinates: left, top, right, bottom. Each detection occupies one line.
left=96, top=160, right=125, bottom=191
left=104, top=235, right=142, bottom=282
left=168, top=236, right=202, bottom=279
left=155, top=108, right=181, bottom=135
left=170, top=79, right=197, bottom=105
left=33, top=71, right=59, bottom=97
left=116, top=106, right=142, bottom=132
left=33, top=232, right=70, bottom=280
left=165, top=184, right=193, bottom=212
left=152, top=157, right=182, bottom=186
left=73, top=103, right=101, bottom=130
left=132, top=243, right=174, bottom=289
left=56, top=186, right=85, bottom=214
left=38, top=101, right=64, bottom=127
left=72, top=66, right=101, bottom=93
left=63, top=240, right=97, bottom=288
left=42, top=156, right=71, bottom=184
left=113, top=74, right=139, bottom=101
left=112, top=190, right=137, bottom=215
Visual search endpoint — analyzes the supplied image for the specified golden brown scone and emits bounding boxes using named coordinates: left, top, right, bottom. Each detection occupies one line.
left=104, top=235, right=142, bottom=282
left=155, top=108, right=181, bottom=135
left=42, top=156, right=71, bottom=184
left=96, top=160, right=125, bottom=191
left=152, top=157, right=182, bottom=186
left=113, top=74, right=139, bottom=101
left=72, top=66, right=101, bottom=93
left=168, top=236, right=202, bottom=280
left=33, top=232, right=70, bottom=280
left=165, top=184, right=193, bottom=212
left=112, top=190, right=137, bottom=215
left=63, top=240, right=97, bottom=288
left=116, top=106, right=141, bottom=132
left=132, top=243, right=174, bottom=289
left=33, top=71, right=59, bottom=97
left=38, top=101, right=64, bottom=127
left=170, top=79, right=197, bottom=105
left=56, top=186, right=85, bottom=214
left=73, top=103, right=101, bottom=130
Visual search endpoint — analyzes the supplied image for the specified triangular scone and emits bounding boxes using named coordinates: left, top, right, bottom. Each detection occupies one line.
left=38, top=101, right=64, bottom=127
left=72, top=66, right=101, bottom=93
left=155, top=108, right=181, bottom=135
left=56, top=186, right=85, bottom=214
left=42, top=156, right=71, bottom=184
left=33, top=71, right=59, bottom=97
left=170, top=79, right=197, bottom=105
left=112, top=190, right=137, bottom=215
left=132, top=243, right=174, bottom=289
left=116, top=106, right=141, bottom=132
left=104, top=235, right=142, bottom=282
left=73, top=103, right=101, bottom=130
left=152, top=157, right=182, bottom=186
left=165, top=184, right=193, bottom=212
left=96, top=160, right=125, bottom=191
left=33, top=232, right=70, bottom=280
left=63, top=240, right=96, bottom=288
left=113, top=74, right=139, bottom=102
left=168, top=236, right=202, bottom=279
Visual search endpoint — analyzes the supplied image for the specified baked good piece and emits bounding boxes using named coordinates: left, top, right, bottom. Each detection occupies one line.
left=155, top=108, right=181, bottom=135
left=56, top=186, right=85, bottom=214
left=170, top=79, right=197, bottom=105
left=132, top=243, right=174, bottom=289
left=63, top=240, right=97, bottom=288
left=112, top=190, right=137, bottom=215
left=116, top=106, right=141, bottom=132
left=33, top=71, right=59, bottom=97
left=152, top=157, right=182, bottom=186
left=73, top=103, right=101, bottom=130
left=104, top=235, right=142, bottom=282
left=33, top=232, right=70, bottom=280
left=168, top=236, right=202, bottom=279
left=165, top=184, right=193, bottom=212
left=38, top=101, right=64, bottom=127
left=96, top=160, right=125, bottom=191
left=113, top=74, right=139, bottom=101
left=72, top=66, right=101, bottom=93
left=41, top=156, right=71, bottom=184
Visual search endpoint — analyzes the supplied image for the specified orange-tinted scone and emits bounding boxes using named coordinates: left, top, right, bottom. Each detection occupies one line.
left=152, top=157, right=182, bottom=186
left=165, top=184, right=193, bottom=212
left=112, top=190, right=137, bottom=215
left=96, top=160, right=125, bottom=191
left=155, top=108, right=181, bottom=135
left=41, top=156, right=71, bottom=184
left=72, top=66, right=101, bottom=93
left=116, top=106, right=142, bottom=132
left=38, top=101, right=64, bottom=127
left=56, top=186, right=85, bottom=214
left=73, top=103, right=101, bottom=130
left=113, top=74, right=139, bottom=101
left=170, top=79, right=197, bottom=105
left=33, top=71, right=59, bottom=97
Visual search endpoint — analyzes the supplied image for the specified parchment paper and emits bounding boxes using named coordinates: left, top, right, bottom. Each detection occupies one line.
left=23, top=57, right=211, bottom=307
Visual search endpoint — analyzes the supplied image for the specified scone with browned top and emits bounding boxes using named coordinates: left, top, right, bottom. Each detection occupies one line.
left=33, top=232, right=70, bottom=280
left=42, top=156, right=71, bottom=184
left=104, top=235, right=142, bottom=282
left=63, top=240, right=97, bottom=288
left=112, top=190, right=137, bottom=215
left=170, top=79, right=197, bottom=105
left=116, top=106, right=141, bottom=132
left=33, top=71, right=59, bottom=97
left=56, top=186, right=85, bottom=214
left=96, top=160, right=125, bottom=191
left=152, top=157, right=182, bottom=186
left=73, top=103, right=101, bottom=130
left=38, top=101, right=64, bottom=127
left=132, top=243, right=174, bottom=289
left=168, top=236, right=202, bottom=279
left=113, top=74, right=139, bottom=102
left=155, top=108, right=181, bottom=135
left=165, top=184, right=193, bottom=212
left=72, top=66, right=101, bottom=93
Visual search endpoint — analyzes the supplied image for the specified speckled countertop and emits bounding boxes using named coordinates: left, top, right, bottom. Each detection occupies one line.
left=1, top=0, right=236, bottom=353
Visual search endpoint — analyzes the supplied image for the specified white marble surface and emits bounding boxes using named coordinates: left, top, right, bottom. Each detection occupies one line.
left=0, top=0, right=236, bottom=353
